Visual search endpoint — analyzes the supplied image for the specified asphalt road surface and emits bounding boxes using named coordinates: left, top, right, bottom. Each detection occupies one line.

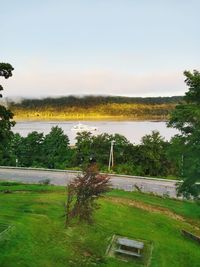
left=0, top=167, right=178, bottom=198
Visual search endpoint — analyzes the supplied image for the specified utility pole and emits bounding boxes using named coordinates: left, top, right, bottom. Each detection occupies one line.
left=108, top=140, right=115, bottom=171
left=181, top=154, right=184, bottom=177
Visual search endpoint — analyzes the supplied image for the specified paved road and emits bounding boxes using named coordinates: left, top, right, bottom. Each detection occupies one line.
left=0, top=167, right=178, bottom=198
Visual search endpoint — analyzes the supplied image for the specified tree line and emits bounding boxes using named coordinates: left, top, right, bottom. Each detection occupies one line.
left=1, top=128, right=178, bottom=179
left=10, top=95, right=183, bottom=108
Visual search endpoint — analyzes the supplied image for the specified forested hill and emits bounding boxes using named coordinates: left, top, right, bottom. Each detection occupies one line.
left=9, top=95, right=183, bottom=120
left=10, top=95, right=182, bottom=107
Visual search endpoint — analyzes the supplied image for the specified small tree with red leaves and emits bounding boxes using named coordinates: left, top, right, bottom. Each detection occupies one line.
left=65, top=164, right=110, bottom=225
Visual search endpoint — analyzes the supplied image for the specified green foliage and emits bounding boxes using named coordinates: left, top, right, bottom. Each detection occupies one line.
left=168, top=70, right=200, bottom=198
left=7, top=127, right=72, bottom=169
left=74, top=132, right=136, bottom=169
left=138, top=131, right=172, bottom=176
left=72, top=130, right=178, bottom=178
left=74, top=131, right=93, bottom=166
left=113, top=163, right=142, bottom=176
left=20, top=132, right=44, bottom=167
left=0, top=63, right=14, bottom=79
left=4, top=132, right=45, bottom=167
left=166, top=136, right=184, bottom=177
left=184, top=70, right=200, bottom=104
left=65, top=164, right=110, bottom=224
left=11, top=95, right=183, bottom=108
left=6, top=129, right=178, bottom=178
left=42, top=126, right=70, bottom=169
left=9, top=133, right=22, bottom=164
left=0, top=63, right=15, bottom=165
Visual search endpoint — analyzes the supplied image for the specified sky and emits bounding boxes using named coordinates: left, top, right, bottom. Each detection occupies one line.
left=1, top=0, right=200, bottom=98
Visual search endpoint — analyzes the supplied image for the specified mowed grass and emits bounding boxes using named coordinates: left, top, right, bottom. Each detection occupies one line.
left=0, top=182, right=199, bottom=267
left=108, top=190, right=200, bottom=225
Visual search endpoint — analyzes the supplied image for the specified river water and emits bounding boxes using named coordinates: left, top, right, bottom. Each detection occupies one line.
left=13, top=120, right=178, bottom=145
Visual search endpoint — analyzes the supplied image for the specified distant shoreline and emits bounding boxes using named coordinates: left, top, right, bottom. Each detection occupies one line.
left=13, top=115, right=169, bottom=122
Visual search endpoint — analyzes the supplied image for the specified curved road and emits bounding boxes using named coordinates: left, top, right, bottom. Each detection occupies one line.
left=0, top=167, right=178, bottom=198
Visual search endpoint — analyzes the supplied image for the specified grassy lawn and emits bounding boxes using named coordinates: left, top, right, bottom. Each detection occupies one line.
left=108, top=190, right=200, bottom=225
left=0, top=182, right=199, bottom=267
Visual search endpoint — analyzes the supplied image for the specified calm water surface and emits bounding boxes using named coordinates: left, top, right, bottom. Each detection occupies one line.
left=13, top=120, right=178, bottom=145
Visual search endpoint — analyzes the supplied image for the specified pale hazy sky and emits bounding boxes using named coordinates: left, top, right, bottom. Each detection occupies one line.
left=1, top=0, right=200, bottom=98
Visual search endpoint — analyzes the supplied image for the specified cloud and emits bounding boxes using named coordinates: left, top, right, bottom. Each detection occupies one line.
left=2, top=63, right=185, bottom=97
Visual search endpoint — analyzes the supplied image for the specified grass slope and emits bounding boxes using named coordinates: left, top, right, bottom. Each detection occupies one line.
left=0, top=182, right=199, bottom=267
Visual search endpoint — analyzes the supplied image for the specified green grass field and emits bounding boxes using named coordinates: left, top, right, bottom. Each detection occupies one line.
left=0, top=182, right=199, bottom=267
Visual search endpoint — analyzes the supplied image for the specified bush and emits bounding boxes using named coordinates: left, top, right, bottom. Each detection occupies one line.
left=113, top=163, right=144, bottom=176
left=39, top=179, right=51, bottom=185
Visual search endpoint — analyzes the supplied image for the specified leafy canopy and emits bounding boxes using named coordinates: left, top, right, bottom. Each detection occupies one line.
left=0, top=63, right=15, bottom=164
left=168, top=70, right=200, bottom=198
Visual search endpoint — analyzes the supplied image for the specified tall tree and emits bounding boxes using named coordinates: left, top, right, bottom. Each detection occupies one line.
left=0, top=63, right=15, bottom=164
left=168, top=70, right=200, bottom=198
left=74, top=131, right=93, bottom=166
left=18, top=132, right=44, bottom=167
left=42, top=126, right=70, bottom=169
left=138, top=131, right=171, bottom=176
